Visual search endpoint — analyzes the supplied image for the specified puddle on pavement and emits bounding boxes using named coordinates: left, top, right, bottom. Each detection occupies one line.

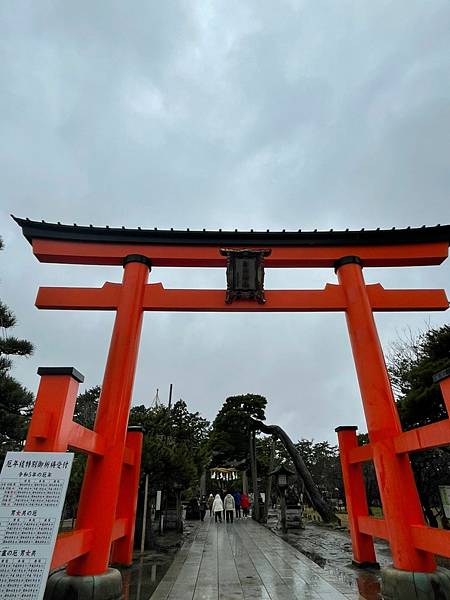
left=119, top=519, right=201, bottom=599
left=299, top=548, right=327, bottom=568
left=120, top=554, right=171, bottom=600
left=275, top=522, right=385, bottom=600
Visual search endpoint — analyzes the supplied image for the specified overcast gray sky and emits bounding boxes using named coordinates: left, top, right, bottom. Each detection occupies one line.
left=1, top=1, right=450, bottom=444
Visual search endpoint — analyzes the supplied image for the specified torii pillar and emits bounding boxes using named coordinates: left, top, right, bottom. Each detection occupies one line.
left=46, top=255, right=150, bottom=600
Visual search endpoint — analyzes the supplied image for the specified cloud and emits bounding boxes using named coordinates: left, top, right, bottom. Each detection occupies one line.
left=1, top=0, right=450, bottom=444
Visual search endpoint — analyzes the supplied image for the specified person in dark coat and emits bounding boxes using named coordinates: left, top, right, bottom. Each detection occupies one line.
left=207, top=493, right=214, bottom=516
left=199, top=495, right=207, bottom=522
left=233, top=490, right=241, bottom=519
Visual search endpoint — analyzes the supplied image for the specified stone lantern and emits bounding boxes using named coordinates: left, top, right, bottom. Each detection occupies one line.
left=270, top=463, right=294, bottom=534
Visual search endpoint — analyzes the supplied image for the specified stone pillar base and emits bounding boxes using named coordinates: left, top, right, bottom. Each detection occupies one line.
left=275, top=507, right=304, bottom=529
left=44, top=568, right=122, bottom=600
left=352, top=559, right=380, bottom=569
left=381, top=566, right=450, bottom=600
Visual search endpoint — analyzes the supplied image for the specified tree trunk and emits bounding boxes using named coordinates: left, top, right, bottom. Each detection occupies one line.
left=200, top=469, right=206, bottom=497
left=242, top=470, right=249, bottom=495
left=249, top=431, right=260, bottom=521
left=264, top=437, right=275, bottom=522
left=251, top=419, right=337, bottom=523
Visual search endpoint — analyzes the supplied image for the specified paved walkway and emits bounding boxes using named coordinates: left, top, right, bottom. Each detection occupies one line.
left=150, top=517, right=358, bottom=599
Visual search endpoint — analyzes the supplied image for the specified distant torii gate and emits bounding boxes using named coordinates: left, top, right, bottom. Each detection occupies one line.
left=14, top=218, right=450, bottom=596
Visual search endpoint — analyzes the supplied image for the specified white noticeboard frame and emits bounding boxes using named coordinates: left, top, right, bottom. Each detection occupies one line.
left=0, top=451, right=74, bottom=600
left=439, top=485, right=450, bottom=519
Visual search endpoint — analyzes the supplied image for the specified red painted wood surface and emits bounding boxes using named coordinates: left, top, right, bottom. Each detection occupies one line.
left=31, top=238, right=449, bottom=268
left=50, top=529, right=93, bottom=571
left=24, top=365, right=144, bottom=572
left=358, top=516, right=389, bottom=541
left=336, top=428, right=377, bottom=565
left=66, top=260, right=149, bottom=576
left=337, top=373, right=450, bottom=565
left=337, top=260, right=435, bottom=572
left=111, top=430, right=143, bottom=565
left=35, top=282, right=448, bottom=313
left=19, top=227, right=450, bottom=577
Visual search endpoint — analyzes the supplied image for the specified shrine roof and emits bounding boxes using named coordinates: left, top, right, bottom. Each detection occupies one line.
left=12, top=216, right=450, bottom=247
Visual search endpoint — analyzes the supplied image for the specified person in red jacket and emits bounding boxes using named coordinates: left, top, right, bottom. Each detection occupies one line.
left=240, top=492, right=250, bottom=518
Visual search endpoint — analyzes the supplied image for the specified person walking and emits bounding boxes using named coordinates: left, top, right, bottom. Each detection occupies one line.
left=207, top=493, right=214, bottom=516
left=233, top=490, right=241, bottom=519
left=241, top=492, right=250, bottom=518
left=224, top=491, right=235, bottom=523
left=212, top=493, right=224, bottom=523
left=199, top=495, right=207, bottom=522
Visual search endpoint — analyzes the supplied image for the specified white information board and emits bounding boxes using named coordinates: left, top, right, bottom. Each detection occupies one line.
left=0, top=451, right=74, bottom=600
left=439, top=485, right=450, bottom=519
left=156, top=490, right=162, bottom=511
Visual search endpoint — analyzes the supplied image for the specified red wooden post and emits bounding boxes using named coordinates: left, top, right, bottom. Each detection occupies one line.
left=67, top=256, right=150, bottom=576
left=25, top=367, right=84, bottom=452
left=110, top=427, right=144, bottom=566
left=335, top=426, right=377, bottom=566
left=336, top=256, right=435, bottom=572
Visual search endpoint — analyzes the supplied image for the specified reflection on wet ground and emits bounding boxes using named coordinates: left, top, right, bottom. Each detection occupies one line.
left=119, top=521, right=202, bottom=600
left=150, top=517, right=363, bottom=599
left=119, top=516, right=389, bottom=599
left=121, top=554, right=164, bottom=600
left=268, top=516, right=391, bottom=600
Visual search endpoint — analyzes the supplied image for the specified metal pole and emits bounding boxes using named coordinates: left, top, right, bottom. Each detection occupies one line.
left=140, top=474, right=149, bottom=553
left=168, top=383, right=173, bottom=409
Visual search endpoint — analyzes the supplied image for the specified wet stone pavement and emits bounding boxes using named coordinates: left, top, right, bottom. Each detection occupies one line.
left=267, top=519, right=391, bottom=600
left=120, top=521, right=203, bottom=600
left=148, top=516, right=369, bottom=599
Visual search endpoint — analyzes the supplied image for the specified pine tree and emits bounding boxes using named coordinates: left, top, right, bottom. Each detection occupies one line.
left=0, top=237, right=35, bottom=464
left=388, top=324, right=450, bottom=429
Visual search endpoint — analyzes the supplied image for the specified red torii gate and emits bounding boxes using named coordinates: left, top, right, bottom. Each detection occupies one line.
left=13, top=218, right=450, bottom=594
